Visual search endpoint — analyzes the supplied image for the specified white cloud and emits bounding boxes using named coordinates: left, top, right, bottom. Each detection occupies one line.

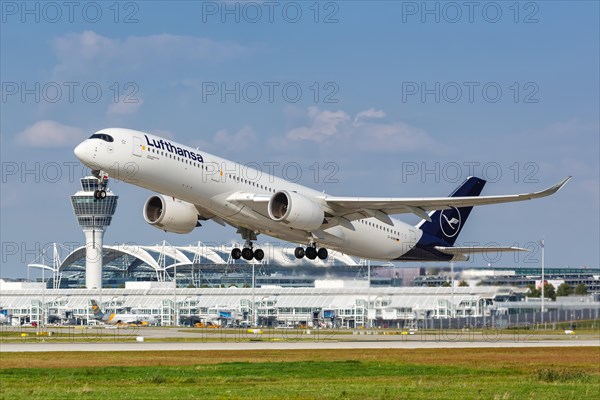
left=16, top=120, right=85, bottom=147
left=287, top=107, right=350, bottom=142
left=286, top=107, right=433, bottom=152
left=353, top=108, right=386, bottom=125
left=52, top=31, right=249, bottom=76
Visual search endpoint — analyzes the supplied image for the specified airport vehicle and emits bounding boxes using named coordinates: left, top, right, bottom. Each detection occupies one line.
left=90, top=300, right=156, bottom=325
left=74, top=129, right=570, bottom=262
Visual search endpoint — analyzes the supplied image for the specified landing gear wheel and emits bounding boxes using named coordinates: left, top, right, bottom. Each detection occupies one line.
left=305, top=246, right=317, bottom=260
left=231, top=248, right=242, bottom=260
left=317, top=248, right=328, bottom=260
left=241, top=247, right=254, bottom=261
left=254, top=249, right=265, bottom=261
left=93, top=190, right=99, bottom=199
left=294, top=247, right=305, bottom=259
left=98, top=189, right=107, bottom=199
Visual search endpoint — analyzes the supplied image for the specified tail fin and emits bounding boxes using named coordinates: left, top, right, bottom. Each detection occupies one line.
left=90, top=300, right=105, bottom=320
left=417, top=176, right=486, bottom=245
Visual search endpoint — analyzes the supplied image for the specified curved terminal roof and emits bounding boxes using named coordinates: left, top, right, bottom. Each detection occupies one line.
left=52, top=242, right=360, bottom=277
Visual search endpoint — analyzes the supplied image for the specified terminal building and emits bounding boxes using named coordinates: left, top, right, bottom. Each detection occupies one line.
left=1, top=280, right=598, bottom=329
left=0, top=280, right=522, bottom=328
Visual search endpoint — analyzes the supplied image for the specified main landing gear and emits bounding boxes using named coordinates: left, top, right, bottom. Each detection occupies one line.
left=231, top=244, right=264, bottom=261
left=231, top=227, right=264, bottom=261
left=294, top=244, right=328, bottom=260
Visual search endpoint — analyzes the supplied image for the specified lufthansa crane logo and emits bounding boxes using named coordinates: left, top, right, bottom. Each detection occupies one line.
left=440, top=207, right=461, bottom=238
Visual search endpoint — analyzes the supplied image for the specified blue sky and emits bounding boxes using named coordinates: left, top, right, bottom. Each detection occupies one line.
left=1, top=1, right=598, bottom=278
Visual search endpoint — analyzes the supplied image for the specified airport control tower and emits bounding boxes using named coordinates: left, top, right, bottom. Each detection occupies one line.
left=70, top=175, right=118, bottom=289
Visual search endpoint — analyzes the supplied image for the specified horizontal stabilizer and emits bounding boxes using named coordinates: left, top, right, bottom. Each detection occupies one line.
left=435, top=246, right=529, bottom=255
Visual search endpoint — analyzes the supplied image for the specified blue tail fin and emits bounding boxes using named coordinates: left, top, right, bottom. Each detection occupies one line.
left=417, top=176, right=486, bottom=246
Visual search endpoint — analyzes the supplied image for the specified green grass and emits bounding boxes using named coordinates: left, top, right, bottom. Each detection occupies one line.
left=1, top=348, right=599, bottom=400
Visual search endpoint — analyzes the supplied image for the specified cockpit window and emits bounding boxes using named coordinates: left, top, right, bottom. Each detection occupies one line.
left=89, top=133, right=114, bottom=142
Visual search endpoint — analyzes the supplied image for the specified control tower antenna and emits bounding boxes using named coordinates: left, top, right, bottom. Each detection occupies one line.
left=70, top=172, right=118, bottom=289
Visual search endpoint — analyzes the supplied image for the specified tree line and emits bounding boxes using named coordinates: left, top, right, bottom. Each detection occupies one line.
left=527, top=283, right=588, bottom=301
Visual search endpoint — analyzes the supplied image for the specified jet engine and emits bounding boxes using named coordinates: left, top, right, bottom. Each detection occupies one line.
left=268, top=191, right=324, bottom=231
left=143, top=195, right=199, bottom=234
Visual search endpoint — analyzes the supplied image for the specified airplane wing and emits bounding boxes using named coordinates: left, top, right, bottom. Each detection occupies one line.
left=323, top=177, right=571, bottom=223
left=226, top=192, right=271, bottom=217
left=222, top=177, right=570, bottom=230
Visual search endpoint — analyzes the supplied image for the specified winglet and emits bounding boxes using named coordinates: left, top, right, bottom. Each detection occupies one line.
left=553, top=176, right=571, bottom=193
left=530, top=176, right=572, bottom=199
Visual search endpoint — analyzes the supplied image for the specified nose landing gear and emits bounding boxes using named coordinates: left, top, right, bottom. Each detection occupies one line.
left=92, top=169, right=110, bottom=200
left=93, top=189, right=107, bottom=199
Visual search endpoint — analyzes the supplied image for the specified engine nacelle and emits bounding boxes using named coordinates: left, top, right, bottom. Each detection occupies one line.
left=143, top=195, right=199, bottom=234
left=268, top=191, right=324, bottom=231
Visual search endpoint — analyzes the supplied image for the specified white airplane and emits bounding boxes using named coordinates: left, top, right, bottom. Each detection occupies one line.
left=74, top=128, right=570, bottom=263
left=90, top=300, right=156, bottom=325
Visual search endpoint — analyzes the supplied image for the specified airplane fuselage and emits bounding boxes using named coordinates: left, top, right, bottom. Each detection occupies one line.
left=102, top=313, right=155, bottom=325
left=75, top=128, right=422, bottom=261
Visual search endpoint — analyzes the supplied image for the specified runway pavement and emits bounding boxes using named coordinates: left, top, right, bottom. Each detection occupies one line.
left=2, top=339, right=598, bottom=352
left=2, top=326, right=598, bottom=352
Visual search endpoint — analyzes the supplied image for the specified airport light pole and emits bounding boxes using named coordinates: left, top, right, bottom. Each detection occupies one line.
left=41, top=262, right=45, bottom=328
left=450, top=261, right=455, bottom=318
left=540, top=239, right=545, bottom=324
left=174, top=263, right=178, bottom=327
left=252, top=262, right=257, bottom=327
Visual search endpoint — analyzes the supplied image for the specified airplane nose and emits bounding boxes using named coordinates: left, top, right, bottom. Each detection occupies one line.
left=74, top=141, right=88, bottom=163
